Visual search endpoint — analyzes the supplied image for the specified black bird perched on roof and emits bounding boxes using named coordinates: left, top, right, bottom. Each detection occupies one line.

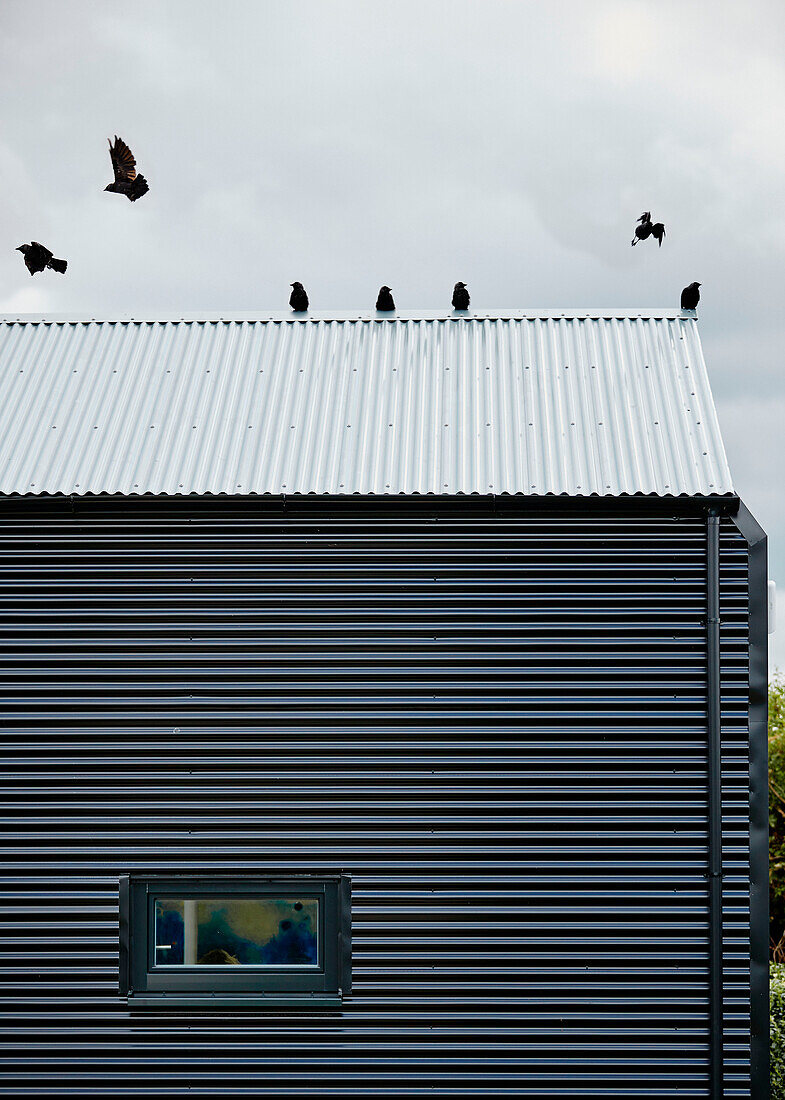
left=289, top=282, right=309, bottom=312
left=16, top=242, right=67, bottom=276
left=451, top=282, right=470, bottom=310
left=104, top=136, right=149, bottom=201
left=631, top=212, right=653, bottom=246
left=376, top=286, right=395, bottom=311
left=650, top=221, right=666, bottom=247
left=680, top=282, right=701, bottom=310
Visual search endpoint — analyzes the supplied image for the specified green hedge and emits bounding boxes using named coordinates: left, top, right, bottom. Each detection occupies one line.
left=771, top=678, right=785, bottom=957
left=772, top=682, right=785, bottom=1096
left=773, top=964, right=785, bottom=1097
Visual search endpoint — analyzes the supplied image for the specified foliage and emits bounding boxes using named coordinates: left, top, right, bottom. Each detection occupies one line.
left=772, top=963, right=785, bottom=1098
left=771, top=677, right=785, bottom=958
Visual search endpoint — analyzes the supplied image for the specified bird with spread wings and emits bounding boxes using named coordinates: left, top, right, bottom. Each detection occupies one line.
left=16, top=242, right=67, bottom=276
left=104, top=136, right=149, bottom=202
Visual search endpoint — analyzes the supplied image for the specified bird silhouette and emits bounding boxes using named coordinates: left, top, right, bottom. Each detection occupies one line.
left=104, top=136, right=149, bottom=202
left=16, top=242, right=67, bottom=276
left=452, top=282, right=470, bottom=310
left=650, top=221, right=666, bottom=247
left=680, top=282, right=701, bottom=310
left=631, top=212, right=653, bottom=246
left=289, top=282, right=309, bottom=311
left=376, top=286, right=395, bottom=311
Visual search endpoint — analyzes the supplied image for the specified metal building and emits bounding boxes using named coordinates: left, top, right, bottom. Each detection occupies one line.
left=0, top=310, right=768, bottom=1098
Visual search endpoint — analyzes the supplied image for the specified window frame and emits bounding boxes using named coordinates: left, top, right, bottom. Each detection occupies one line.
left=119, top=873, right=351, bottom=1009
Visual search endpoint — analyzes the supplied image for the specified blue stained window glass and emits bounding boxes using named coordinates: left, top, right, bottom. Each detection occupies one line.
left=154, top=897, right=319, bottom=966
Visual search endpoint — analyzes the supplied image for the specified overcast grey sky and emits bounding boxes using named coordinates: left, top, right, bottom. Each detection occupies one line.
left=1, top=0, right=783, bottom=666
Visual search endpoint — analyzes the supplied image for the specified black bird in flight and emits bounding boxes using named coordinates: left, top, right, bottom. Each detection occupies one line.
left=16, top=242, right=67, bottom=276
left=105, top=136, right=149, bottom=201
left=631, top=212, right=653, bottom=246
left=376, top=286, right=395, bottom=311
left=289, top=282, right=309, bottom=311
left=680, top=282, right=701, bottom=310
left=452, top=282, right=470, bottom=310
left=650, top=221, right=666, bottom=247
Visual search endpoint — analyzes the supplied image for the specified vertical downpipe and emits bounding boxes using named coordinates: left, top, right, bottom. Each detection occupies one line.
left=706, top=511, right=723, bottom=1099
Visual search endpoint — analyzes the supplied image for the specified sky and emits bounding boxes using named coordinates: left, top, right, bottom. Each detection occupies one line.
left=1, top=0, right=783, bottom=668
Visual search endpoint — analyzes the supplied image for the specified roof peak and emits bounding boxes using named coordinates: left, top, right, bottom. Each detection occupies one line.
left=0, top=308, right=697, bottom=325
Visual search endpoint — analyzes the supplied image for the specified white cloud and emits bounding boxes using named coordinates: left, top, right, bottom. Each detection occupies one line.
left=0, top=285, right=51, bottom=313
left=584, top=2, right=666, bottom=86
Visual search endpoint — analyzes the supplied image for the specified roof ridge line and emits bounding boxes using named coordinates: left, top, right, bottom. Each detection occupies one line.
left=0, top=308, right=696, bottom=324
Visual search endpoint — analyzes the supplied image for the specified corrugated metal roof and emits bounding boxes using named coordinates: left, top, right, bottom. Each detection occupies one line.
left=0, top=310, right=733, bottom=498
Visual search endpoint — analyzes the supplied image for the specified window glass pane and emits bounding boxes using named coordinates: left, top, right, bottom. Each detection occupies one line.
left=154, top=898, right=319, bottom=966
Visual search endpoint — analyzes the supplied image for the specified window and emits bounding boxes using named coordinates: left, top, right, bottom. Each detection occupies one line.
left=119, top=875, right=351, bottom=1009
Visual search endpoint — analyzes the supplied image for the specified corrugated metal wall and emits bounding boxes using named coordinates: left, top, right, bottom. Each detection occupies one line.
left=718, top=518, right=754, bottom=1095
left=0, top=497, right=754, bottom=1097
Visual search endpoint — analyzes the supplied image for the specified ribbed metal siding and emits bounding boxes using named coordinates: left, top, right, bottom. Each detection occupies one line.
left=0, top=498, right=753, bottom=1096
left=718, top=518, right=753, bottom=1096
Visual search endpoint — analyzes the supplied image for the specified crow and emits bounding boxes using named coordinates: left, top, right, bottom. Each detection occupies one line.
left=289, top=282, right=309, bottom=311
left=376, top=286, right=395, bottom=311
left=16, top=242, right=67, bottom=276
left=680, top=282, right=701, bottom=310
left=631, top=212, right=652, bottom=246
left=105, top=136, right=149, bottom=201
left=651, top=221, right=666, bottom=247
left=452, top=282, right=470, bottom=310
